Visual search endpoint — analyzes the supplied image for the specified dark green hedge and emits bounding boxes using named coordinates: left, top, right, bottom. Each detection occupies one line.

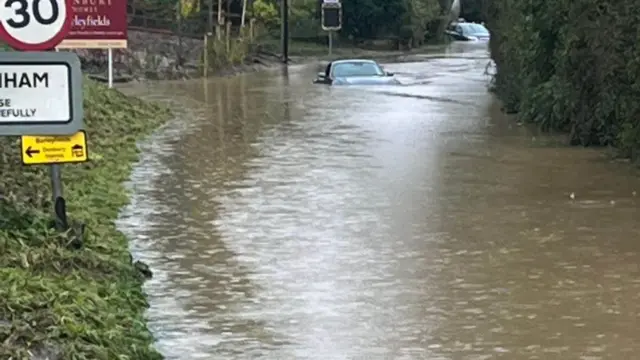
left=486, top=0, right=640, bottom=158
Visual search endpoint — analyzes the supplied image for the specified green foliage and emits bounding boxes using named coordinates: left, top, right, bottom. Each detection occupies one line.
left=329, top=0, right=445, bottom=44
left=131, top=0, right=179, bottom=18
left=251, top=0, right=280, bottom=28
left=290, top=0, right=321, bottom=40
left=202, top=32, right=253, bottom=71
left=132, top=0, right=456, bottom=48
left=486, top=0, right=640, bottom=158
left=0, top=79, right=172, bottom=359
left=404, top=0, right=441, bottom=46
left=460, top=0, right=486, bottom=22
left=250, top=0, right=448, bottom=44
left=340, top=0, right=406, bottom=39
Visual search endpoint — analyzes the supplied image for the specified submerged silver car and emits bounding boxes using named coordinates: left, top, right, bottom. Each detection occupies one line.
left=445, top=22, right=490, bottom=42
left=314, top=59, right=400, bottom=86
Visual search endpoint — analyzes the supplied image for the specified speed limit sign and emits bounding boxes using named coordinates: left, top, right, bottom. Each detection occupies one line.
left=0, top=0, right=72, bottom=51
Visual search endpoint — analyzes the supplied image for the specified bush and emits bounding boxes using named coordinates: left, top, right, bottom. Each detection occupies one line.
left=486, top=0, right=640, bottom=158
left=202, top=32, right=253, bottom=71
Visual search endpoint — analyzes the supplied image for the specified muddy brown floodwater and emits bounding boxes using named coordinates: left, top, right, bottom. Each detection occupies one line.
left=117, top=43, right=640, bottom=360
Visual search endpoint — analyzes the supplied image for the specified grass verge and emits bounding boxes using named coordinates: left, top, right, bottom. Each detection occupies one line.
left=0, top=79, right=171, bottom=359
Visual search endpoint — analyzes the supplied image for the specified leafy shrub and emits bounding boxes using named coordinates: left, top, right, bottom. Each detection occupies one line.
left=486, top=0, right=640, bottom=159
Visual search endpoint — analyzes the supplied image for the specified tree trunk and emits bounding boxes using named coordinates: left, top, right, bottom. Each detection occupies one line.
left=449, top=0, right=461, bottom=23
left=241, top=0, right=247, bottom=27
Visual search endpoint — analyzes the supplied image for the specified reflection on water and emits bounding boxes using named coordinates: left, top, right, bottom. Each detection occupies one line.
left=118, top=45, right=640, bottom=359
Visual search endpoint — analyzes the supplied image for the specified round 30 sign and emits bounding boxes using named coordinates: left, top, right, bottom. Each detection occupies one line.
left=0, top=0, right=72, bottom=51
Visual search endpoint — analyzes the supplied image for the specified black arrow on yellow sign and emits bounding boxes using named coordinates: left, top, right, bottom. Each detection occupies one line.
left=25, top=146, right=40, bottom=158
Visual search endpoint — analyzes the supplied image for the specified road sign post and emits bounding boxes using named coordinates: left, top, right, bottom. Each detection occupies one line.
left=0, top=1, right=88, bottom=233
left=321, top=0, right=342, bottom=56
left=108, top=48, right=113, bottom=87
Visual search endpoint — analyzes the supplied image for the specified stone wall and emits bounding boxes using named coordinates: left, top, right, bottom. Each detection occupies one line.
left=74, top=30, right=204, bottom=80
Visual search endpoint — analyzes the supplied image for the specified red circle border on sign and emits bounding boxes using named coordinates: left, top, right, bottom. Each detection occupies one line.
left=0, top=0, right=74, bottom=51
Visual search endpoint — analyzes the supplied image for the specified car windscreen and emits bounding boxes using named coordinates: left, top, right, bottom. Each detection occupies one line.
left=461, top=24, right=489, bottom=36
left=331, top=62, right=384, bottom=77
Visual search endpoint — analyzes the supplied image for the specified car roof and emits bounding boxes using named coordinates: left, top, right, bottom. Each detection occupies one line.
left=459, top=22, right=486, bottom=28
left=330, top=59, right=379, bottom=65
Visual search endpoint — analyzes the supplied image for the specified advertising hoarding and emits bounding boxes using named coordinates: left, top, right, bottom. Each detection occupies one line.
left=57, top=0, right=127, bottom=49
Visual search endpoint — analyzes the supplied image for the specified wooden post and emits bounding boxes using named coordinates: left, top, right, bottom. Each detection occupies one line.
left=225, top=77, right=231, bottom=131
left=241, top=0, right=247, bottom=28
left=203, top=33, right=208, bottom=77
left=217, top=0, right=223, bottom=40
left=249, top=18, right=255, bottom=41
left=175, top=2, right=184, bottom=66
left=208, top=0, right=214, bottom=33
left=281, top=0, right=289, bottom=63
left=240, top=71, right=246, bottom=112
left=226, top=21, right=231, bottom=54
left=205, top=0, right=214, bottom=43
left=203, top=69, right=209, bottom=105
left=240, top=71, right=247, bottom=144
left=217, top=82, right=225, bottom=151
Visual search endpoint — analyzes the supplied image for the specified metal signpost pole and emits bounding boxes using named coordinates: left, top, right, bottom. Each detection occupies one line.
left=0, top=0, right=88, bottom=232
left=281, top=0, right=289, bottom=63
left=50, top=164, right=65, bottom=229
left=321, top=0, right=342, bottom=56
left=51, top=48, right=64, bottom=229
left=108, top=48, right=114, bottom=88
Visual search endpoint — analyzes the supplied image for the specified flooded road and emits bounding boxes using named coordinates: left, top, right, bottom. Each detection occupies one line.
left=117, top=44, right=640, bottom=359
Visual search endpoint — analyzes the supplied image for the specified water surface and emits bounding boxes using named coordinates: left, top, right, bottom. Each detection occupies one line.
left=118, top=44, right=640, bottom=359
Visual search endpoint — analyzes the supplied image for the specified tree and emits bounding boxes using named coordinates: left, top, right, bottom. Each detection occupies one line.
left=460, top=0, right=485, bottom=22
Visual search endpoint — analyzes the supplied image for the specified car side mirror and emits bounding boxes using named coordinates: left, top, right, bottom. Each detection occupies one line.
left=445, top=30, right=462, bottom=39
left=385, top=71, right=394, bottom=76
left=317, top=72, right=325, bottom=79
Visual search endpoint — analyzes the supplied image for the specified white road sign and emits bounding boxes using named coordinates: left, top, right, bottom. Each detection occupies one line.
left=0, top=0, right=71, bottom=50
left=0, top=64, right=70, bottom=122
left=0, top=51, right=83, bottom=136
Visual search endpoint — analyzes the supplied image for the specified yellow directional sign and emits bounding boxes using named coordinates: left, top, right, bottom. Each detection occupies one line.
left=21, top=131, right=88, bottom=165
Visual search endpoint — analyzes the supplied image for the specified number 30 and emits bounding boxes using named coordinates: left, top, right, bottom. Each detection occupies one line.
left=4, top=0, right=59, bottom=29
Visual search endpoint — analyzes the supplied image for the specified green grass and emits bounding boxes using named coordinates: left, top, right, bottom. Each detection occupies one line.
left=0, top=79, right=171, bottom=359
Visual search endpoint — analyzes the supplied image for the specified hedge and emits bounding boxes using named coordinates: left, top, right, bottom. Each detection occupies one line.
left=486, top=0, right=640, bottom=159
